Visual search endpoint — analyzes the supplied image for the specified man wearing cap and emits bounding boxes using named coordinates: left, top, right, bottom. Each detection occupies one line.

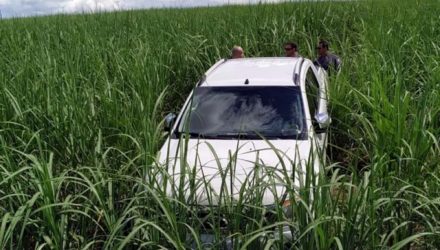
left=314, top=40, right=341, bottom=72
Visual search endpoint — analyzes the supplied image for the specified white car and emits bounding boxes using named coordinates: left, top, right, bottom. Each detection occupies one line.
left=158, top=57, right=330, bottom=209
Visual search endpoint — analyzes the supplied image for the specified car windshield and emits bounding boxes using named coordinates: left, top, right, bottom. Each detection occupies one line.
left=176, top=86, right=307, bottom=140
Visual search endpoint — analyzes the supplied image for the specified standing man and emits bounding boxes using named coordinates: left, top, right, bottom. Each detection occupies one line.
left=314, top=40, right=341, bottom=72
left=284, top=42, right=300, bottom=57
left=231, top=45, right=244, bottom=59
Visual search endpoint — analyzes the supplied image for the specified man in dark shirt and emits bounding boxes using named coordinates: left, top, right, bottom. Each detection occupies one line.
left=314, top=40, right=341, bottom=72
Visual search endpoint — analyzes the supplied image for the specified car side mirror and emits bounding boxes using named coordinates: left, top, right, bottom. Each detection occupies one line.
left=164, top=113, right=177, bottom=131
left=315, top=112, right=331, bottom=129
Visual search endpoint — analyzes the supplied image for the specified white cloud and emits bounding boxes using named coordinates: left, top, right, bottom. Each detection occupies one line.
left=0, top=0, right=288, bottom=18
left=62, top=0, right=121, bottom=12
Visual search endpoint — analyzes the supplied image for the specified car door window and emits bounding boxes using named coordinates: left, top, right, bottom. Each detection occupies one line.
left=305, top=68, right=320, bottom=130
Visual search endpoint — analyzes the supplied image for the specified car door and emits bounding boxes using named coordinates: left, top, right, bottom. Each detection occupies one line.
left=304, top=66, right=329, bottom=154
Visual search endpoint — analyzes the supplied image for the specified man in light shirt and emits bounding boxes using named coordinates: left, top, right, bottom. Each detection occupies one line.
left=284, top=42, right=300, bottom=57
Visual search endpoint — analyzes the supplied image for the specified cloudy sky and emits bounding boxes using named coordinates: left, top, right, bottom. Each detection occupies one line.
left=0, top=0, right=285, bottom=18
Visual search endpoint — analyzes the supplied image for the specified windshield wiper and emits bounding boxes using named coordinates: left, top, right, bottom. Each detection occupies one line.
left=173, top=131, right=305, bottom=140
left=173, top=132, right=250, bottom=139
left=174, top=131, right=225, bottom=139
left=201, top=132, right=259, bottom=139
left=206, top=132, right=306, bottom=140
left=174, top=131, right=201, bottom=138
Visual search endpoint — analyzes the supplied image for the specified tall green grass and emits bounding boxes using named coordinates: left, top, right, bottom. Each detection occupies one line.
left=1, top=0, right=439, bottom=248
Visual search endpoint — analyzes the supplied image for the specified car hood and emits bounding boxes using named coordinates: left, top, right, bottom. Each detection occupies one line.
left=158, top=138, right=313, bottom=206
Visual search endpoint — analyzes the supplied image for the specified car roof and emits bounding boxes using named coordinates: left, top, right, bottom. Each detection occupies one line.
left=200, top=57, right=303, bottom=87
